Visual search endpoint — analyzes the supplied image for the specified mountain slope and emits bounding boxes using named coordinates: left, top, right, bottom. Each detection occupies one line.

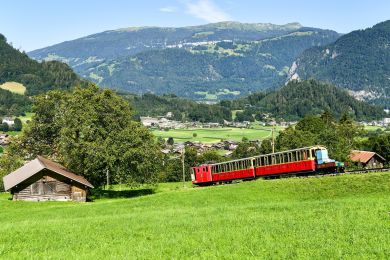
left=29, top=22, right=305, bottom=62
left=29, top=23, right=340, bottom=99
left=0, top=34, right=85, bottom=96
left=233, top=80, right=385, bottom=121
left=289, top=20, right=390, bottom=105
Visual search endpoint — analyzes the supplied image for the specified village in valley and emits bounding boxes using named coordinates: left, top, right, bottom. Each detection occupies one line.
left=1, top=0, right=390, bottom=259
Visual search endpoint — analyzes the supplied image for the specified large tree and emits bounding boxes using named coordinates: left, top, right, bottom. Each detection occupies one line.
left=14, top=84, right=162, bottom=187
left=275, top=112, right=363, bottom=161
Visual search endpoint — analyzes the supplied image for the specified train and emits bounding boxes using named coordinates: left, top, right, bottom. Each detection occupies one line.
left=191, top=145, right=344, bottom=185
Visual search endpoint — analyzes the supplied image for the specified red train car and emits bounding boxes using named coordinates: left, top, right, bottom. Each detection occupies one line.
left=191, top=146, right=339, bottom=185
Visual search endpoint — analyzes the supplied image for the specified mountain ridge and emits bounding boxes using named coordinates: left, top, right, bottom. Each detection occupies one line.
left=28, top=22, right=340, bottom=99
left=288, top=20, right=390, bottom=105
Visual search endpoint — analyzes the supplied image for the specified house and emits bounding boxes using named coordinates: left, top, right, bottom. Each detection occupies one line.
left=2, top=156, right=93, bottom=202
left=0, top=134, right=10, bottom=145
left=350, top=150, right=386, bottom=169
left=140, top=116, right=159, bottom=127
left=165, top=112, right=173, bottom=118
left=2, top=117, right=14, bottom=126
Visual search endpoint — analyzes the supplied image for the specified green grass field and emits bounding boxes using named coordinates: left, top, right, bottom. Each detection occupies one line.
left=152, top=127, right=273, bottom=143
left=0, top=113, right=34, bottom=138
left=364, top=125, right=388, bottom=132
left=1, top=172, right=390, bottom=258
left=0, top=82, right=26, bottom=95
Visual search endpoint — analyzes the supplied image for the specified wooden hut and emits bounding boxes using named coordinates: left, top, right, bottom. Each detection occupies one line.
left=2, top=156, right=93, bottom=202
left=350, top=150, right=386, bottom=169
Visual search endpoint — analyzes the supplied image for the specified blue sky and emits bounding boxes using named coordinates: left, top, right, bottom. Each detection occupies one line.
left=1, top=0, right=389, bottom=51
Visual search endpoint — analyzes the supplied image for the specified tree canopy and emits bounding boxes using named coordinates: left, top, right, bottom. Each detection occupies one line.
left=10, top=84, right=162, bottom=187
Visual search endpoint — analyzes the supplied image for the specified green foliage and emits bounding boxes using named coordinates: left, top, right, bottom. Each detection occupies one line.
left=234, top=80, right=385, bottom=121
left=260, top=139, right=273, bottom=154
left=0, top=88, right=31, bottom=116
left=12, top=118, right=22, bottom=131
left=0, top=122, right=9, bottom=132
left=276, top=112, right=364, bottom=161
left=232, top=140, right=261, bottom=159
left=0, top=34, right=86, bottom=115
left=294, top=20, right=390, bottom=105
left=167, top=137, right=174, bottom=145
left=0, top=154, right=24, bottom=191
left=235, top=110, right=254, bottom=122
left=13, top=85, right=161, bottom=187
left=362, top=133, right=390, bottom=164
left=123, top=93, right=232, bottom=123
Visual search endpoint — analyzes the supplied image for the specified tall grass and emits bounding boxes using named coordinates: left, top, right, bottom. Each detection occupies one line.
left=1, top=172, right=390, bottom=258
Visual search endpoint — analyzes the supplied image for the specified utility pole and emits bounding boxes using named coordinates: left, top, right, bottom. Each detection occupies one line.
left=271, top=125, right=275, bottom=153
left=181, top=147, right=185, bottom=187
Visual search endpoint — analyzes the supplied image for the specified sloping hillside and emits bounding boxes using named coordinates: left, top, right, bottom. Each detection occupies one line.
left=28, top=22, right=340, bottom=99
left=289, top=20, right=390, bottom=105
left=1, top=172, right=390, bottom=258
left=0, top=34, right=85, bottom=96
left=28, top=21, right=306, bottom=61
left=233, top=80, right=385, bottom=120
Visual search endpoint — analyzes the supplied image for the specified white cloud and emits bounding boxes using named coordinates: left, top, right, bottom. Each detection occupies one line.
left=186, top=0, right=231, bottom=23
left=159, top=6, right=178, bottom=13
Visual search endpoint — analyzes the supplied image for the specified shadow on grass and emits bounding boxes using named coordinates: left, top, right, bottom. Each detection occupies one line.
left=90, top=188, right=155, bottom=200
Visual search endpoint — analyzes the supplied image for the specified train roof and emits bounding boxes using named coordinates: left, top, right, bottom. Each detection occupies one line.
left=199, top=145, right=327, bottom=167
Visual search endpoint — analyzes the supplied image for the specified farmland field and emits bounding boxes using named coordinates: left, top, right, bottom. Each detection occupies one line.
left=1, top=172, right=390, bottom=258
left=0, top=82, right=26, bottom=95
left=152, top=127, right=275, bottom=143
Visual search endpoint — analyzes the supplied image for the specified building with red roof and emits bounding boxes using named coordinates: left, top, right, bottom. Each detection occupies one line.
left=350, top=150, right=386, bottom=169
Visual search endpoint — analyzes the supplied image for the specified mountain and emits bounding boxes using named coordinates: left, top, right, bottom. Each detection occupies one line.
left=29, top=22, right=340, bottom=100
left=0, top=34, right=85, bottom=97
left=289, top=20, right=390, bottom=105
left=229, top=80, right=385, bottom=121
left=0, top=34, right=87, bottom=115
left=29, top=22, right=305, bottom=62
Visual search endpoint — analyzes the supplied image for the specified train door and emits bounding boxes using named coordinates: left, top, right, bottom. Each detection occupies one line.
left=193, top=166, right=213, bottom=184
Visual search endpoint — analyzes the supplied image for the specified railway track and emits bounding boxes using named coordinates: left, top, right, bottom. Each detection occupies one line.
left=304, top=168, right=390, bottom=178
left=345, top=168, right=390, bottom=174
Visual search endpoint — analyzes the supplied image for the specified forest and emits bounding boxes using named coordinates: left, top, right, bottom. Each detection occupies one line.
left=293, top=20, right=390, bottom=105
left=224, top=80, right=386, bottom=121
left=0, top=34, right=86, bottom=96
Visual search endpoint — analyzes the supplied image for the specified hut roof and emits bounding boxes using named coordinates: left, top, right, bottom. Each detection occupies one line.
left=3, top=156, right=94, bottom=191
left=350, top=150, right=386, bottom=164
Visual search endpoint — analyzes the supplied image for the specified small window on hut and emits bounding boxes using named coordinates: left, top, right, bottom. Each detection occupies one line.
left=44, top=181, right=57, bottom=194
left=31, top=182, right=42, bottom=195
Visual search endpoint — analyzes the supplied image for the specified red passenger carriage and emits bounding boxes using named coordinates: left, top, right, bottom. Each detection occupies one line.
left=191, top=146, right=341, bottom=185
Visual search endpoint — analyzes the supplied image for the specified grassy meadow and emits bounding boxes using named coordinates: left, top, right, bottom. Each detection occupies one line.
left=152, top=127, right=274, bottom=143
left=1, top=172, right=390, bottom=258
left=0, top=82, right=26, bottom=95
